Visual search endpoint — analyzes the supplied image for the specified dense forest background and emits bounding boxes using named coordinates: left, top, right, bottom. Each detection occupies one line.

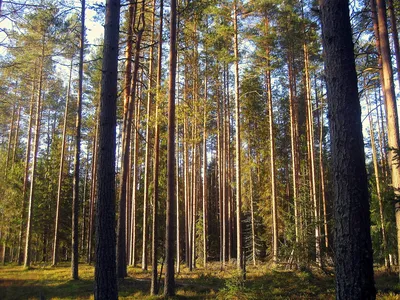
left=0, top=0, right=399, bottom=296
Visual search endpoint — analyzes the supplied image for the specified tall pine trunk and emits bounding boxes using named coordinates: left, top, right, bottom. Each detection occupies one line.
left=17, top=69, right=36, bottom=265
left=374, top=0, right=400, bottom=275
left=233, top=0, right=242, bottom=270
left=164, top=0, right=177, bottom=294
left=53, top=59, right=73, bottom=266
left=366, top=94, right=387, bottom=265
left=71, top=0, right=85, bottom=279
left=151, top=3, right=163, bottom=293
left=288, top=53, right=299, bottom=248
left=265, top=16, right=278, bottom=264
left=94, top=0, right=120, bottom=297
left=320, top=0, right=376, bottom=297
left=87, top=105, right=99, bottom=264
left=24, top=41, right=45, bottom=268
left=202, top=61, right=208, bottom=268
left=150, top=0, right=163, bottom=290
left=142, top=0, right=155, bottom=270
left=116, top=0, right=138, bottom=277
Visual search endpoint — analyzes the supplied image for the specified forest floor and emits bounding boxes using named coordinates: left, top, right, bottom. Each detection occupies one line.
left=0, top=262, right=399, bottom=299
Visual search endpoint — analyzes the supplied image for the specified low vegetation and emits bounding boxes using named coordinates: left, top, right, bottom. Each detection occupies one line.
left=0, top=263, right=399, bottom=299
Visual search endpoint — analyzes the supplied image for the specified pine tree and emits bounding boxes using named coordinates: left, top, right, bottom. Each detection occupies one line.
left=94, top=0, right=120, bottom=298
left=320, top=0, right=376, bottom=297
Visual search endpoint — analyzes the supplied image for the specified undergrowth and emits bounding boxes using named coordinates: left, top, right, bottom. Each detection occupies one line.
left=0, top=262, right=398, bottom=299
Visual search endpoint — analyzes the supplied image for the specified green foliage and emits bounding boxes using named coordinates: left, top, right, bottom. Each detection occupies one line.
left=368, top=173, right=397, bottom=265
left=218, top=269, right=251, bottom=299
left=0, top=151, right=24, bottom=248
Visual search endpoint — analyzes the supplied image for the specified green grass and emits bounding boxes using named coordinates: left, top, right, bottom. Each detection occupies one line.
left=0, top=262, right=399, bottom=299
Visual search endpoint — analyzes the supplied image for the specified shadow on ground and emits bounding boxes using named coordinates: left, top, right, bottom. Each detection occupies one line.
left=1, top=264, right=399, bottom=299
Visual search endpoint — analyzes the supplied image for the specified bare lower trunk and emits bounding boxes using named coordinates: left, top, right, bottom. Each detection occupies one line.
left=118, top=0, right=143, bottom=277
left=94, top=0, right=120, bottom=297
left=24, top=43, right=45, bottom=268
left=129, top=85, right=141, bottom=266
left=250, top=169, right=256, bottom=266
left=320, top=0, right=376, bottom=297
left=17, top=76, right=35, bottom=265
left=288, top=53, right=299, bottom=247
left=233, top=0, right=242, bottom=270
left=184, top=113, right=190, bottom=267
left=151, top=62, right=161, bottom=295
left=81, top=161, right=89, bottom=256
left=164, top=0, right=177, bottom=294
left=375, top=90, right=388, bottom=182
left=304, top=41, right=321, bottom=266
left=318, top=94, right=329, bottom=250
left=150, top=3, right=162, bottom=293
left=202, top=66, right=208, bottom=268
left=142, top=1, right=155, bottom=270
left=87, top=105, right=99, bottom=264
left=222, top=69, right=227, bottom=266
left=216, top=72, right=223, bottom=267
left=190, top=125, right=197, bottom=271
left=71, top=1, right=85, bottom=278
left=265, top=16, right=278, bottom=263
left=53, top=59, right=73, bottom=266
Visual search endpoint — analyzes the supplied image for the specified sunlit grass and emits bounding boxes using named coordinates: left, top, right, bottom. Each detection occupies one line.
left=0, top=262, right=399, bottom=299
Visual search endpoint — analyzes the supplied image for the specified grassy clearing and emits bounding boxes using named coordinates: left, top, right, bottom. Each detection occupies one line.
left=0, top=262, right=399, bottom=299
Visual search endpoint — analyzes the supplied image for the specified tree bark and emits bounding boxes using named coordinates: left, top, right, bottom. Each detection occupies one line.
left=17, top=73, right=36, bottom=265
left=184, top=104, right=190, bottom=268
left=176, top=112, right=181, bottom=273
left=216, top=70, right=223, bottom=267
left=87, top=104, right=99, bottom=264
left=71, top=0, right=85, bottom=279
left=129, top=79, right=141, bottom=266
left=318, top=89, right=329, bottom=250
left=164, top=0, right=177, bottom=294
left=250, top=168, right=256, bottom=266
left=142, top=0, right=155, bottom=271
left=190, top=121, right=197, bottom=271
left=24, top=41, right=45, bottom=268
left=265, top=16, right=278, bottom=264
left=94, top=0, right=120, bottom=298
left=150, top=0, right=163, bottom=290
left=288, top=53, right=299, bottom=247
left=53, top=59, right=73, bottom=266
left=320, top=0, right=376, bottom=297
left=222, top=67, right=227, bottom=266
left=81, top=158, right=89, bottom=256
left=150, top=4, right=164, bottom=295
left=202, top=62, right=208, bottom=268
left=233, top=0, right=242, bottom=270
left=117, top=0, right=140, bottom=277
left=304, top=41, right=321, bottom=266
left=150, top=0, right=162, bottom=289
